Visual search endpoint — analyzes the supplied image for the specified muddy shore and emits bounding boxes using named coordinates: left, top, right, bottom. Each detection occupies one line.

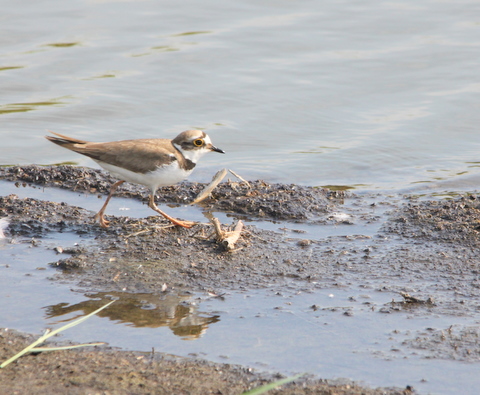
left=1, top=328, right=410, bottom=395
left=2, top=165, right=480, bottom=394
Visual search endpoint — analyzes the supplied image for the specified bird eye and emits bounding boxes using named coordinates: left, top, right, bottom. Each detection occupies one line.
left=193, top=139, right=204, bottom=147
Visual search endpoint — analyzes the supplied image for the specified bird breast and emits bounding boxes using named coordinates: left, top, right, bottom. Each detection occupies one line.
left=97, top=160, right=193, bottom=192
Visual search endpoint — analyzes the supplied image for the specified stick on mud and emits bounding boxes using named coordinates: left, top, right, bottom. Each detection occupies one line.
left=210, top=216, right=244, bottom=251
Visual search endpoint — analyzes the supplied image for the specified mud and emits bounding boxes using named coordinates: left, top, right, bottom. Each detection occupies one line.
left=0, top=166, right=352, bottom=294
left=1, top=165, right=479, bottom=394
left=0, top=165, right=344, bottom=221
left=0, top=329, right=409, bottom=395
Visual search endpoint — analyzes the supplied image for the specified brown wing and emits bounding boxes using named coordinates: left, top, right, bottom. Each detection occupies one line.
left=86, top=140, right=178, bottom=173
left=46, top=132, right=178, bottom=173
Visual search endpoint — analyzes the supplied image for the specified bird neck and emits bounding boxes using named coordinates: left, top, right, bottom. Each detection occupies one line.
left=174, top=145, right=209, bottom=166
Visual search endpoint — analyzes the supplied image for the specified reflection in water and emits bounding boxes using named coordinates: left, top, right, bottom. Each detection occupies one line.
left=131, top=46, right=180, bottom=57
left=320, top=184, right=358, bottom=191
left=44, top=42, right=82, bottom=48
left=131, top=30, right=212, bottom=57
left=0, top=66, right=23, bottom=72
left=0, top=98, right=68, bottom=115
left=44, top=291, right=220, bottom=340
left=293, top=146, right=341, bottom=154
left=170, top=31, right=212, bottom=37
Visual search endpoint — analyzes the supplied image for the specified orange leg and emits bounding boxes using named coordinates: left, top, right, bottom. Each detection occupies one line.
left=94, top=180, right=125, bottom=228
left=148, top=194, right=196, bottom=228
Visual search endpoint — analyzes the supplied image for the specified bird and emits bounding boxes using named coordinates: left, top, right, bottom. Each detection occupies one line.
left=46, top=130, right=225, bottom=228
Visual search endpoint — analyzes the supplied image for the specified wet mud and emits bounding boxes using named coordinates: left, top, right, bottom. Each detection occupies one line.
left=1, top=165, right=479, bottom=394
left=0, top=329, right=408, bottom=395
left=0, top=165, right=343, bottom=221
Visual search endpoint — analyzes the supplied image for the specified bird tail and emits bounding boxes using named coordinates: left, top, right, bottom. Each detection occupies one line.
left=45, top=130, right=88, bottom=149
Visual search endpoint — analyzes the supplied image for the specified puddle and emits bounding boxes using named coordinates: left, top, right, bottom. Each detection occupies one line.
left=44, top=291, right=220, bottom=340
left=0, top=231, right=94, bottom=332
left=2, top=277, right=478, bottom=394
left=0, top=180, right=212, bottom=224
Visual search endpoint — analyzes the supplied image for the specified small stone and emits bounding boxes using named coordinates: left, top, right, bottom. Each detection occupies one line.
left=297, top=239, right=311, bottom=247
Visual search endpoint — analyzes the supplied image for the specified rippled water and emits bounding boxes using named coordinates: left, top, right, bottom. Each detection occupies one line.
left=2, top=0, right=480, bottom=191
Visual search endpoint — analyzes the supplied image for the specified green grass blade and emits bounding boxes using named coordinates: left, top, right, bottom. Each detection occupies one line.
left=242, top=373, right=305, bottom=395
left=31, top=342, right=107, bottom=352
left=0, top=330, right=52, bottom=369
left=0, top=300, right=114, bottom=368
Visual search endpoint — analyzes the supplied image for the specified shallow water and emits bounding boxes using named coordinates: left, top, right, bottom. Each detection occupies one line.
left=32, top=285, right=480, bottom=395
left=2, top=1, right=480, bottom=393
left=1, top=0, right=480, bottom=191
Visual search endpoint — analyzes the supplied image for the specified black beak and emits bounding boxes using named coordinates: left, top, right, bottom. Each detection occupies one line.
left=210, top=145, right=225, bottom=154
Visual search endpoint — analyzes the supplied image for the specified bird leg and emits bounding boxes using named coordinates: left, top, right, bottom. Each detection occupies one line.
left=94, top=180, right=125, bottom=228
left=148, top=194, right=196, bottom=228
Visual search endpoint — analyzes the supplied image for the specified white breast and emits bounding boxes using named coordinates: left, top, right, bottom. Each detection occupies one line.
left=97, top=161, right=193, bottom=193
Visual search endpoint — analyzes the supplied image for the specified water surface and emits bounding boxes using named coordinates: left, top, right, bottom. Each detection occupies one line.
left=1, top=0, right=480, bottom=191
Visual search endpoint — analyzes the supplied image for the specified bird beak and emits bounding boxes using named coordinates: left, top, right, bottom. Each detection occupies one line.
left=209, top=144, right=225, bottom=154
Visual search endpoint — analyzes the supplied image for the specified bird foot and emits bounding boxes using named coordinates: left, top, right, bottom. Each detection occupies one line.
left=148, top=199, right=196, bottom=228
left=94, top=213, right=110, bottom=228
left=169, top=219, right=196, bottom=229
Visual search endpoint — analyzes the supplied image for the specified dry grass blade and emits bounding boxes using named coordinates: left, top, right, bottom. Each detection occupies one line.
left=0, top=300, right=115, bottom=369
left=191, top=168, right=228, bottom=204
left=31, top=343, right=106, bottom=352
left=228, top=169, right=251, bottom=188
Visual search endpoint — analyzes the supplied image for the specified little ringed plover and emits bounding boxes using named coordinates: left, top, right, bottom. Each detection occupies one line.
left=46, top=130, right=225, bottom=228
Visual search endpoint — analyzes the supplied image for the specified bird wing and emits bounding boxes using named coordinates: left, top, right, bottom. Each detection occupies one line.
left=46, top=131, right=178, bottom=174
left=74, top=139, right=178, bottom=174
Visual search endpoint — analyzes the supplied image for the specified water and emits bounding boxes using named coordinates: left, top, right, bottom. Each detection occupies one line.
left=1, top=0, right=480, bottom=191
left=2, top=0, right=480, bottom=393
left=36, top=286, right=480, bottom=395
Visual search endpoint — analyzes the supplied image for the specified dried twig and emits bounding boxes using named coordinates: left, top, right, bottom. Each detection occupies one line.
left=210, top=217, right=244, bottom=251
left=222, top=220, right=244, bottom=250
left=211, top=216, right=224, bottom=237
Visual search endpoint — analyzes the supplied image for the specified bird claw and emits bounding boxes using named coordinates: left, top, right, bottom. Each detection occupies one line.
left=171, top=219, right=196, bottom=229
left=94, top=213, right=110, bottom=228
